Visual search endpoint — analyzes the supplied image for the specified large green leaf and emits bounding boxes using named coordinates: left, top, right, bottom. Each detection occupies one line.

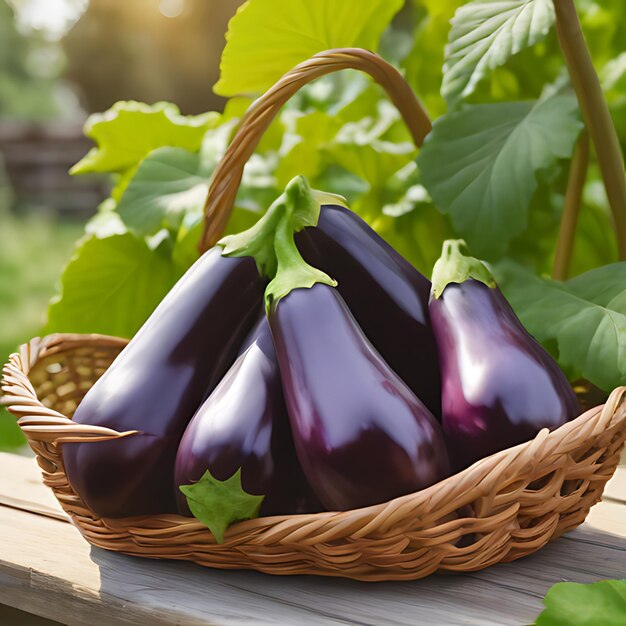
left=115, top=120, right=273, bottom=246
left=72, top=101, right=219, bottom=175
left=442, top=0, right=555, bottom=106
left=536, top=579, right=626, bottom=626
left=417, top=92, right=583, bottom=258
left=116, top=147, right=212, bottom=236
left=213, top=0, right=404, bottom=97
left=46, top=233, right=182, bottom=339
left=495, top=260, right=626, bottom=391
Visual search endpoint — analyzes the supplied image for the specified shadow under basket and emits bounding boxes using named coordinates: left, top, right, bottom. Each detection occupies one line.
left=2, top=333, right=626, bottom=581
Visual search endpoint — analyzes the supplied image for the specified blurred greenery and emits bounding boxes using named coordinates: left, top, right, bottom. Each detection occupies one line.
left=0, top=1, right=62, bottom=119
left=0, top=213, right=84, bottom=450
left=2, top=0, right=626, bottom=452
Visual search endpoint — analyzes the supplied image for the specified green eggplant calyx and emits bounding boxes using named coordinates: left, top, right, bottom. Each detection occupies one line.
left=265, top=212, right=337, bottom=310
left=218, top=175, right=346, bottom=279
left=179, top=469, right=265, bottom=544
left=431, top=239, right=496, bottom=299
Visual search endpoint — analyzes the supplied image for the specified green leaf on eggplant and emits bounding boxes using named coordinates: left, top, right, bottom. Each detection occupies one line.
left=417, top=91, right=583, bottom=259
left=442, top=0, right=556, bottom=107
left=213, top=0, right=405, bottom=97
left=180, top=469, right=264, bottom=544
left=495, top=260, right=626, bottom=392
left=45, top=233, right=182, bottom=339
left=535, top=579, right=626, bottom=626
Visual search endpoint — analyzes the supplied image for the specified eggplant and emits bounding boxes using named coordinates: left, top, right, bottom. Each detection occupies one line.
left=296, top=205, right=441, bottom=417
left=270, top=283, right=450, bottom=511
left=175, top=316, right=319, bottom=517
left=429, top=241, right=579, bottom=471
left=218, top=177, right=450, bottom=511
left=62, top=247, right=264, bottom=518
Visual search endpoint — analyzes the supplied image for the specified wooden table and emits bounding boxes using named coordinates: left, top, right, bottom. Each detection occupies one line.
left=1, top=452, right=624, bottom=626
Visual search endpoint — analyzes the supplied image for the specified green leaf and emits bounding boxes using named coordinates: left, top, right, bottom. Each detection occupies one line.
left=45, top=233, right=182, bottom=339
left=328, top=140, right=416, bottom=192
left=417, top=92, right=583, bottom=258
left=536, top=579, right=626, bottom=626
left=495, top=260, right=626, bottom=391
left=214, top=0, right=405, bottom=97
left=115, top=120, right=269, bottom=239
left=72, top=101, right=220, bottom=175
left=116, top=147, right=212, bottom=236
left=443, top=0, right=556, bottom=106
left=180, top=469, right=264, bottom=544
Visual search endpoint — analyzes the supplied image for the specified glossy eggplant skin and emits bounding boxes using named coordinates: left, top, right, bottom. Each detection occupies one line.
left=269, top=283, right=450, bottom=512
left=296, top=205, right=441, bottom=417
left=429, top=280, right=580, bottom=471
left=174, top=316, right=320, bottom=517
left=62, top=248, right=264, bottom=518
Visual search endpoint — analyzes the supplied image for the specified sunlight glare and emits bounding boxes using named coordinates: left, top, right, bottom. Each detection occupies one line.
left=9, top=0, right=88, bottom=39
left=159, top=0, right=185, bottom=19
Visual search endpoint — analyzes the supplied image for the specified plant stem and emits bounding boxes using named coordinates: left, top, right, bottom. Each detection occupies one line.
left=552, top=130, right=589, bottom=281
left=554, top=0, right=626, bottom=260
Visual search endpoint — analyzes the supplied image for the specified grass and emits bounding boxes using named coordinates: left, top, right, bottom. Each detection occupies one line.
left=0, top=213, right=84, bottom=451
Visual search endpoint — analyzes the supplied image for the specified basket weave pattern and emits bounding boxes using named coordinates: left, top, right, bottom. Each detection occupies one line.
left=3, top=334, right=626, bottom=581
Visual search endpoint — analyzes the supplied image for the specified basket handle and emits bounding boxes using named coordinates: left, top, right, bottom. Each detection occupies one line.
left=199, top=48, right=431, bottom=253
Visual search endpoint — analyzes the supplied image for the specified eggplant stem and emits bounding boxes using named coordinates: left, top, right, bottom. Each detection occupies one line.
left=552, top=129, right=590, bottom=281
left=554, top=0, right=626, bottom=260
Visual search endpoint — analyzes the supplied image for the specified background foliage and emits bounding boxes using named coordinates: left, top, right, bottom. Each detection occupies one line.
left=3, top=0, right=626, bottom=452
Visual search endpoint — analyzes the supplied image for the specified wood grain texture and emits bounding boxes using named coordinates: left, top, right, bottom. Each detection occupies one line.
left=0, top=453, right=68, bottom=521
left=1, top=454, right=625, bottom=626
left=0, top=604, right=62, bottom=626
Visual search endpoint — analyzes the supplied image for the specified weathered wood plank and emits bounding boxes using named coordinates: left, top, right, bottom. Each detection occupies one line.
left=0, top=453, right=624, bottom=626
left=585, top=500, right=626, bottom=536
left=0, top=604, right=62, bottom=625
left=0, top=453, right=68, bottom=521
left=604, top=465, right=626, bottom=503
left=1, top=503, right=625, bottom=626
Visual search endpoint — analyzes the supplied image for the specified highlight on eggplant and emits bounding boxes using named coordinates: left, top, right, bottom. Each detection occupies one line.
left=62, top=247, right=264, bottom=518
left=429, top=240, right=580, bottom=471
left=174, top=315, right=320, bottom=539
left=270, top=282, right=450, bottom=511
left=220, top=176, right=451, bottom=512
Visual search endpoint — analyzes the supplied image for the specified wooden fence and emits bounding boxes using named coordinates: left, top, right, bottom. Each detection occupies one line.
left=0, top=121, right=109, bottom=218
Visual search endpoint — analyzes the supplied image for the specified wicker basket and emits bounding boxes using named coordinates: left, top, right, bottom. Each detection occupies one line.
left=3, top=49, right=626, bottom=581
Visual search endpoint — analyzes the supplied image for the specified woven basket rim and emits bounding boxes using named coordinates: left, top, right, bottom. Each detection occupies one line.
left=3, top=333, right=626, bottom=580
left=3, top=332, right=625, bottom=530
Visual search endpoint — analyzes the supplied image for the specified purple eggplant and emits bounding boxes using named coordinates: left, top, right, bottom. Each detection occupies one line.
left=429, top=241, right=579, bottom=471
left=62, top=247, right=264, bottom=518
left=270, top=283, right=450, bottom=511
left=296, top=205, right=441, bottom=417
left=219, top=177, right=450, bottom=511
left=174, top=316, right=320, bottom=517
